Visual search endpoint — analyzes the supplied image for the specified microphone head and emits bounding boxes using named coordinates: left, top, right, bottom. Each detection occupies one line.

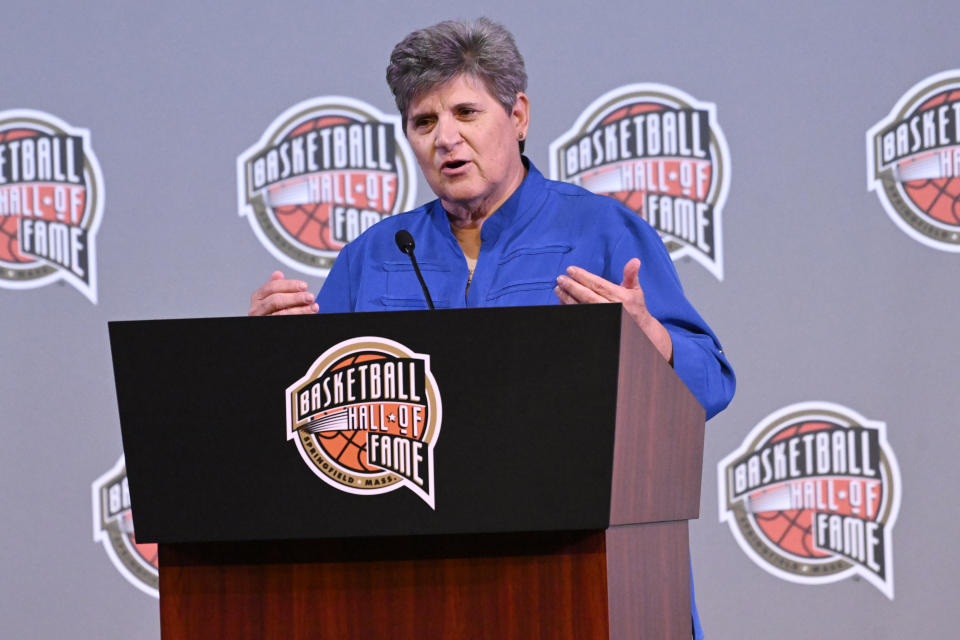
left=395, top=229, right=415, bottom=255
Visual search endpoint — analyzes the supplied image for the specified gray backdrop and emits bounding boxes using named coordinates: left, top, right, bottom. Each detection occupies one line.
left=2, top=1, right=957, bottom=638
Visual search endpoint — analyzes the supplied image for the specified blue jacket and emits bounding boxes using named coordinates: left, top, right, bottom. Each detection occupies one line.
left=317, top=160, right=735, bottom=419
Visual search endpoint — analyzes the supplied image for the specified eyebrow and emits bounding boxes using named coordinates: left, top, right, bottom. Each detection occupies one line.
left=407, top=109, right=433, bottom=124
left=452, top=101, right=484, bottom=113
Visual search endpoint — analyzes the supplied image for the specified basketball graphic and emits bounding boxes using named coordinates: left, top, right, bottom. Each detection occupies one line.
left=286, top=337, right=442, bottom=508
left=549, top=84, right=730, bottom=280
left=309, top=352, right=415, bottom=474
left=92, top=456, right=159, bottom=598
left=749, top=422, right=833, bottom=560
left=0, top=127, right=36, bottom=264
left=269, top=116, right=353, bottom=252
left=0, top=214, right=24, bottom=263
left=718, top=402, right=901, bottom=599
left=867, top=70, right=960, bottom=252
left=0, top=110, right=104, bottom=303
left=238, top=97, right=416, bottom=277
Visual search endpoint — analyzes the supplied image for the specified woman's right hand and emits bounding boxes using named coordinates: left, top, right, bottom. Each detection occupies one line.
left=248, top=271, right=319, bottom=316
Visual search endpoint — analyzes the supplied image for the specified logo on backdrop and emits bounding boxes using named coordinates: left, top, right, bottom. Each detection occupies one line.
left=718, top=402, right=901, bottom=599
left=92, top=455, right=159, bottom=598
left=285, top=337, right=442, bottom=508
left=867, top=70, right=960, bottom=252
left=238, top=97, right=417, bottom=277
left=0, top=109, right=105, bottom=303
left=549, top=84, right=731, bottom=280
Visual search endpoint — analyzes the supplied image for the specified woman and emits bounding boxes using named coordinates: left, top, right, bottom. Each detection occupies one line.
left=250, top=18, right=733, bottom=416
left=250, top=19, right=734, bottom=637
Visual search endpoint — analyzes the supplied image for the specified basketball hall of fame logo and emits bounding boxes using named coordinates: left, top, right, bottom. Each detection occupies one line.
left=718, top=402, right=902, bottom=599
left=286, top=337, right=442, bottom=508
left=549, top=84, right=731, bottom=280
left=91, top=455, right=159, bottom=598
left=0, top=109, right=105, bottom=303
left=238, top=97, right=417, bottom=277
left=867, top=70, right=960, bottom=252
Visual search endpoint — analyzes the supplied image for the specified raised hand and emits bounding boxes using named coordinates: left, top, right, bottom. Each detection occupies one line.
left=555, top=258, right=673, bottom=362
left=248, top=271, right=319, bottom=316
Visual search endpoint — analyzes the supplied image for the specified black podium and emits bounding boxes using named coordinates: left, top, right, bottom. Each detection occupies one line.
left=110, top=304, right=705, bottom=639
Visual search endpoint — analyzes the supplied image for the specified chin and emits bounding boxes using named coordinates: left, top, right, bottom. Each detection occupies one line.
left=437, top=183, right=484, bottom=204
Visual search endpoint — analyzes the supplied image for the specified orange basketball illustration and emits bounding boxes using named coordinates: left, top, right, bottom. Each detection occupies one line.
left=286, top=337, right=442, bottom=507
left=313, top=352, right=388, bottom=474
left=0, top=127, right=46, bottom=265
left=0, top=216, right=25, bottom=263
left=271, top=116, right=352, bottom=252
left=750, top=421, right=834, bottom=558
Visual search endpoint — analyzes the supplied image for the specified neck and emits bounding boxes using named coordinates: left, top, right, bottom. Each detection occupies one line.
left=447, top=204, right=493, bottom=230
left=450, top=224, right=482, bottom=260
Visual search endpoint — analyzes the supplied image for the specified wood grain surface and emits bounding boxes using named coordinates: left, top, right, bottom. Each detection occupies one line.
left=160, top=531, right=611, bottom=639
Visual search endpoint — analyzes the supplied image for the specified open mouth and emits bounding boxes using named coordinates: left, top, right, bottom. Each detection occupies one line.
left=443, top=160, right=468, bottom=170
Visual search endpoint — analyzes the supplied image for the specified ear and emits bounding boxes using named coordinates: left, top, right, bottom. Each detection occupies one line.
left=512, top=92, right=530, bottom=140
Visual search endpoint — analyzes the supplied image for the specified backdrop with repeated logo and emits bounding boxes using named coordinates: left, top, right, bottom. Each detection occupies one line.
left=1, top=1, right=958, bottom=637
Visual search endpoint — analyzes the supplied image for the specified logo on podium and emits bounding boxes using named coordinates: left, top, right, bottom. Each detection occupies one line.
left=286, top=337, right=442, bottom=508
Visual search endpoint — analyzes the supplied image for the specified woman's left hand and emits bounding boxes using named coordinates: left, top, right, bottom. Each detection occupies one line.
left=555, top=257, right=673, bottom=363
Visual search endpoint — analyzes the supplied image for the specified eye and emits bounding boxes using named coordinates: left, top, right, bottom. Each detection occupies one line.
left=411, top=116, right=435, bottom=131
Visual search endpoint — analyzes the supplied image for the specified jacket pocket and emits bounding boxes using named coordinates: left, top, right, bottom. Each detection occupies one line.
left=377, top=296, right=448, bottom=309
left=486, top=244, right=571, bottom=303
left=382, top=260, right=450, bottom=309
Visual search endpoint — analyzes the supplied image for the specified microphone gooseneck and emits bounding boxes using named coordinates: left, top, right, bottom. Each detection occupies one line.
left=394, top=230, right=435, bottom=310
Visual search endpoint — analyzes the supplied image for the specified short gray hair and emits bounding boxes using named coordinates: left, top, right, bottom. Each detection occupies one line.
left=386, top=18, right=528, bottom=126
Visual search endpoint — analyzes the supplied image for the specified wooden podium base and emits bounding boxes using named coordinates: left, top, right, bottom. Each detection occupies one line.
left=159, top=522, right=690, bottom=640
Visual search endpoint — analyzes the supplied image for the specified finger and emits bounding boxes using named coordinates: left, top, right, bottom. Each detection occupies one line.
left=270, top=302, right=320, bottom=316
left=265, top=292, right=315, bottom=314
left=556, top=274, right=612, bottom=304
left=621, top=258, right=641, bottom=289
left=563, top=266, right=623, bottom=302
left=250, top=291, right=316, bottom=316
left=554, top=284, right=578, bottom=305
left=258, top=277, right=309, bottom=297
left=251, top=275, right=310, bottom=309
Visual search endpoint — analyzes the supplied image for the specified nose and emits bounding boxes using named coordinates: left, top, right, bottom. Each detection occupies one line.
left=434, top=114, right=461, bottom=151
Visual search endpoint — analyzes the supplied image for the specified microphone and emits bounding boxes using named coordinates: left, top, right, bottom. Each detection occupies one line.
left=394, top=230, right=435, bottom=310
